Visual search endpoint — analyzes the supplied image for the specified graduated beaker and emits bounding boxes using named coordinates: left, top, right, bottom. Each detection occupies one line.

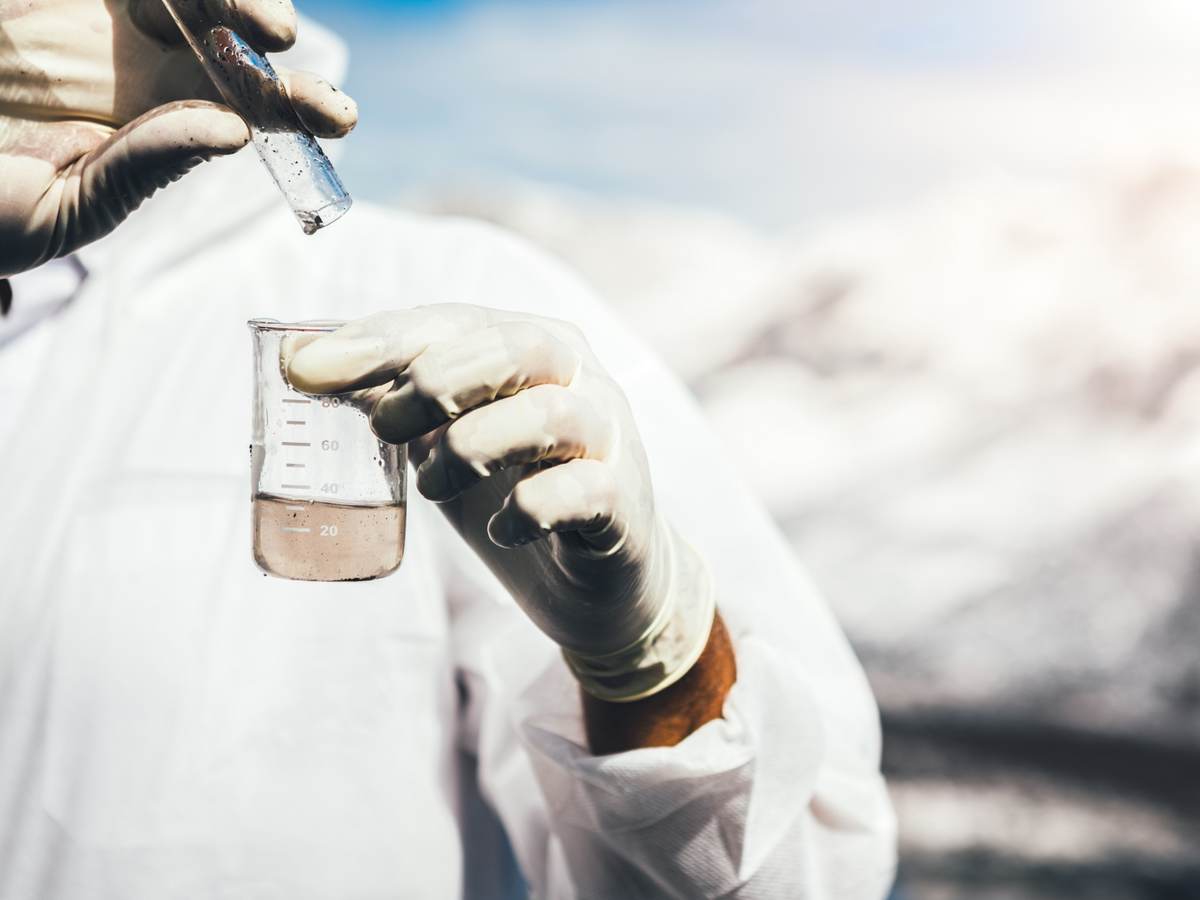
left=249, top=319, right=406, bottom=581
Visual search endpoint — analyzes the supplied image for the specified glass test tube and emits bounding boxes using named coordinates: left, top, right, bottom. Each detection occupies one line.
left=160, top=1, right=352, bottom=234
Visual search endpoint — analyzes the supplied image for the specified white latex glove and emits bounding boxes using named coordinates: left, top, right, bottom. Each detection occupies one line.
left=287, top=305, right=716, bottom=702
left=0, top=0, right=357, bottom=278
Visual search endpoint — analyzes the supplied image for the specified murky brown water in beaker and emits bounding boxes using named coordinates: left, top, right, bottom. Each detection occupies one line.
left=253, top=494, right=406, bottom=582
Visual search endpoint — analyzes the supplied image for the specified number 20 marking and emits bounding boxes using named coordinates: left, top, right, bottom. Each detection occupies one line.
left=320, top=524, right=338, bottom=537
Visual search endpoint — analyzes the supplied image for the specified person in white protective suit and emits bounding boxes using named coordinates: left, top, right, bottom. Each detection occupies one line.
left=0, top=2, right=896, bottom=898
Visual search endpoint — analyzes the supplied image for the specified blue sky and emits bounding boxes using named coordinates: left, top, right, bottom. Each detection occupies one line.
left=297, top=0, right=1200, bottom=228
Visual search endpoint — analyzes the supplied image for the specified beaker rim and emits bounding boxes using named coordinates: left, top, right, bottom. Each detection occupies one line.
left=247, top=318, right=347, bottom=334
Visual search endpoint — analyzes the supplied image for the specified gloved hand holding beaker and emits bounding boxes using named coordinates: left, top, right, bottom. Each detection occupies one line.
left=0, top=0, right=358, bottom=278
left=286, top=305, right=718, bottom=703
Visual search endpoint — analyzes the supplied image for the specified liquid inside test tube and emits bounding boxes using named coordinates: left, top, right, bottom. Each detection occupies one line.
left=162, top=5, right=352, bottom=233
left=253, top=128, right=352, bottom=235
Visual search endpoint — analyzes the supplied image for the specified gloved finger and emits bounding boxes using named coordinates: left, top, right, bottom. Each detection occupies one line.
left=487, top=458, right=626, bottom=552
left=227, top=0, right=298, bottom=51
left=276, top=330, right=378, bottom=402
left=277, top=69, right=358, bottom=139
left=128, top=0, right=192, bottom=44
left=129, top=0, right=297, bottom=53
left=412, top=384, right=613, bottom=502
left=36, top=101, right=248, bottom=263
left=368, top=321, right=581, bottom=444
left=286, top=305, right=495, bottom=394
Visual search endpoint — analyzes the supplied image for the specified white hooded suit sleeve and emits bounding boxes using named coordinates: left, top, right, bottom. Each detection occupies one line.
left=430, top=220, right=898, bottom=899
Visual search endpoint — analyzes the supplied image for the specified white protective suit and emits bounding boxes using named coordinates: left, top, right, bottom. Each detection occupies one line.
left=0, top=22, right=895, bottom=900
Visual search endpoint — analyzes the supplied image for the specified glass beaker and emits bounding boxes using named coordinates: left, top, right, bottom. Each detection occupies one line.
left=249, top=319, right=406, bottom=582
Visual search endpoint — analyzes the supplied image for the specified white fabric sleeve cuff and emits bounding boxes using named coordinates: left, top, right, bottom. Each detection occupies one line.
left=513, top=634, right=895, bottom=898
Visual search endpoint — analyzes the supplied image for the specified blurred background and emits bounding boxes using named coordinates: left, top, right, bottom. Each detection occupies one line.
left=303, top=1, right=1200, bottom=897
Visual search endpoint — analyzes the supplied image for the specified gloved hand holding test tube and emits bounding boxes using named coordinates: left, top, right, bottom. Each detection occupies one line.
left=0, top=0, right=359, bottom=277
left=159, top=0, right=352, bottom=232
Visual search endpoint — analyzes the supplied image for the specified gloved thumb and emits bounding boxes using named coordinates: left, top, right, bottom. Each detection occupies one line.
left=45, top=100, right=249, bottom=259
